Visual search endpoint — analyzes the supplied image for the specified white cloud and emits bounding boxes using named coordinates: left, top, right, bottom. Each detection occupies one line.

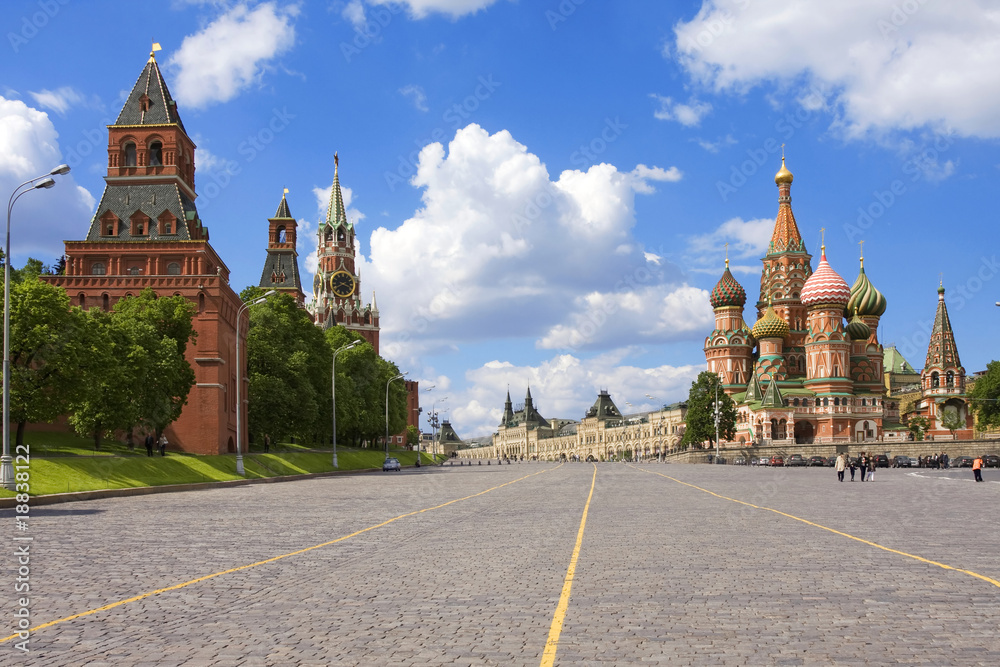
left=457, top=351, right=702, bottom=437
left=695, top=134, right=737, bottom=153
left=0, top=96, right=95, bottom=263
left=342, top=0, right=366, bottom=29
left=673, top=0, right=1000, bottom=138
left=169, top=2, right=298, bottom=109
left=687, top=216, right=773, bottom=275
left=651, top=93, right=712, bottom=127
left=28, top=87, right=86, bottom=115
left=368, top=0, right=503, bottom=20
left=349, top=124, right=686, bottom=367
left=399, top=84, right=429, bottom=112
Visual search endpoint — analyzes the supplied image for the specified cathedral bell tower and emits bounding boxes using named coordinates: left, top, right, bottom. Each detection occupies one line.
left=310, top=154, right=380, bottom=352
left=258, top=190, right=305, bottom=305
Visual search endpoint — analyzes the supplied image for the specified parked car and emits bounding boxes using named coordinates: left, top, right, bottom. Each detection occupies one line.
left=952, top=456, right=973, bottom=468
left=873, top=454, right=890, bottom=468
left=382, top=457, right=402, bottom=472
left=733, top=456, right=747, bottom=466
left=982, top=454, right=1000, bottom=468
left=757, top=457, right=771, bottom=466
left=907, top=457, right=918, bottom=467
left=809, top=456, right=828, bottom=467
left=770, top=455, right=784, bottom=467
left=786, top=454, right=807, bottom=467
left=892, top=455, right=911, bottom=468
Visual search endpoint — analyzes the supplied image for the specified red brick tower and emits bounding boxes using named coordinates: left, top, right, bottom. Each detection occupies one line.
left=44, top=48, right=243, bottom=455
left=258, top=191, right=305, bottom=305
left=310, top=154, right=380, bottom=352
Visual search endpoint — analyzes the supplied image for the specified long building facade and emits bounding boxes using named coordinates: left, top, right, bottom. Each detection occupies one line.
left=457, top=389, right=687, bottom=461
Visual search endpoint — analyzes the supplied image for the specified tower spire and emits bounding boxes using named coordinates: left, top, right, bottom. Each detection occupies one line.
left=325, top=152, right=349, bottom=228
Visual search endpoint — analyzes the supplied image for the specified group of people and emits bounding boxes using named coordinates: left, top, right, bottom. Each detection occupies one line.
left=918, top=453, right=950, bottom=468
left=834, top=452, right=877, bottom=482
left=143, top=433, right=168, bottom=457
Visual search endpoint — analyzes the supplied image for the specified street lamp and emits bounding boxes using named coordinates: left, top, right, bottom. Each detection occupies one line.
left=385, top=372, right=407, bottom=458
left=331, top=339, right=360, bottom=468
left=235, top=289, right=275, bottom=475
left=3, top=164, right=70, bottom=490
left=414, top=385, right=433, bottom=467
left=429, top=395, right=447, bottom=460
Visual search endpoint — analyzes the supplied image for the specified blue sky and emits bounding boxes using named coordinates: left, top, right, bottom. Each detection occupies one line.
left=3, top=0, right=998, bottom=437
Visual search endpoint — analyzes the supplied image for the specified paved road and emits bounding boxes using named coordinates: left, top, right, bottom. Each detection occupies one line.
left=3, top=462, right=999, bottom=665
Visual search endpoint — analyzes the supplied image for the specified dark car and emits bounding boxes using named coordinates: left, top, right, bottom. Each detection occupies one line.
left=382, top=457, right=402, bottom=472
left=770, top=455, right=784, bottom=467
left=892, top=455, right=911, bottom=468
left=873, top=454, right=890, bottom=468
left=952, top=456, right=974, bottom=468
left=982, top=454, right=1000, bottom=468
left=809, top=456, right=828, bottom=467
left=786, top=454, right=807, bottom=467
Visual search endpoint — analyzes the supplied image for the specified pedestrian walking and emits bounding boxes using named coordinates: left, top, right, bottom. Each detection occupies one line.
left=849, top=457, right=856, bottom=481
left=859, top=453, right=868, bottom=482
left=158, top=434, right=167, bottom=457
left=973, top=455, right=984, bottom=482
left=263, top=434, right=271, bottom=453
left=836, top=453, right=846, bottom=482
left=867, top=461, right=875, bottom=482
left=144, top=433, right=154, bottom=457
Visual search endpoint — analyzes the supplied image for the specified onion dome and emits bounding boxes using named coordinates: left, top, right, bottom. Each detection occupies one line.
left=774, top=156, right=793, bottom=185
left=751, top=303, right=789, bottom=340
left=801, top=247, right=851, bottom=306
left=845, top=314, right=871, bottom=341
left=847, top=258, right=887, bottom=317
left=710, top=260, right=747, bottom=309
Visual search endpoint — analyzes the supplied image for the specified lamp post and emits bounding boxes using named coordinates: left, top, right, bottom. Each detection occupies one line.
left=235, top=290, right=275, bottom=476
left=385, top=372, right=406, bottom=458
left=331, top=340, right=359, bottom=468
left=429, top=395, right=447, bottom=460
left=414, top=385, right=433, bottom=466
left=3, top=164, right=70, bottom=490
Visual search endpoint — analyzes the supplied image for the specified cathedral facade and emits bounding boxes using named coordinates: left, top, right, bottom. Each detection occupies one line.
left=704, top=159, right=973, bottom=446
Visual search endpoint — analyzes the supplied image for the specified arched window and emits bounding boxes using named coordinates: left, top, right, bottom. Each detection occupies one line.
left=931, top=371, right=940, bottom=388
left=102, top=293, right=110, bottom=311
left=833, top=397, right=839, bottom=406
left=78, top=293, right=86, bottom=307
left=148, top=141, right=163, bottom=166
left=128, top=266, right=141, bottom=276
left=198, top=293, right=205, bottom=313
left=337, top=229, right=346, bottom=243
left=91, top=262, right=106, bottom=275
left=123, top=142, right=137, bottom=166
left=823, top=397, right=829, bottom=407
left=167, top=262, right=181, bottom=275
left=946, top=371, right=955, bottom=387
left=324, top=228, right=333, bottom=244
left=793, top=398, right=799, bottom=406
left=277, top=226, right=286, bottom=243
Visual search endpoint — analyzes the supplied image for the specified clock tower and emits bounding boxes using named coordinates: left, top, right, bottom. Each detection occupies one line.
left=311, top=154, right=380, bottom=352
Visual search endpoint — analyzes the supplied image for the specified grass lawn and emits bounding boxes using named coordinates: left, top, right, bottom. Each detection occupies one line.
left=0, top=432, right=443, bottom=498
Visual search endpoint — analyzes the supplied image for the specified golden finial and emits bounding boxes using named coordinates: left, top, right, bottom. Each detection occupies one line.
left=781, top=143, right=785, bottom=159
left=774, top=151, right=793, bottom=184
left=820, top=227, right=826, bottom=252
left=859, top=240, right=864, bottom=267
left=724, top=242, right=729, bottom=269
left=283, top=187, right=289, bottom=195
left=149, top=40, right=162, bottom=62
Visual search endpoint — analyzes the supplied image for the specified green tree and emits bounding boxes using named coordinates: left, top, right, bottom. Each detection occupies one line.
left=406, top=424, right=420, bottom=450
left=111, top=289, right=197, bottom=438
left=907, top=415, right=929, bottom=441
left=941, top=409, right=964, bottom=438
left=245, top=290, right=331, bottom=444
left=681, top=371, right=737, bottom=449
left=968, top=360, right=1000, bottom=432
left=4, top=277, right=90, bottom=447
left=68, top=308, right=132, bottom=450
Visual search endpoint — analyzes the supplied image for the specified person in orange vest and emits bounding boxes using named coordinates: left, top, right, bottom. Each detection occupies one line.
left=972, top=455, right=984, bottom=482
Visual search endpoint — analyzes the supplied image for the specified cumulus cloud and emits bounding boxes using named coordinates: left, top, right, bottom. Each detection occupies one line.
left=686, top=216, right=773, bottom=275
left=368, top=0, right=503, bottom=20
left=350, top=124, right=687, bottom=366
left=456, top=351, right=702, bottom=437
left=673, top=0, right=1000, bottom=138
left=169, top=2, right=298, bottom=109
left=399, top=84, right=429, bottom=112
left=28, top=87, right=88, bottom=116
left=0, top=96, right=95, bottom=262
left=342, top=0, right=366, bottom=29
left=651, top=93, right=712, bottom=127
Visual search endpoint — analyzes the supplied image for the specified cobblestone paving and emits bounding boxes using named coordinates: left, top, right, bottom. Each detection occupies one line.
left=3, top=462, right=998, bottom=665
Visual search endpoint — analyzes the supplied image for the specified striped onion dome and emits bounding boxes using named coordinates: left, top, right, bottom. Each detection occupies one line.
left=801, top=247, right=851, bottom=306
left=847, top=260, right=887, bottom=317
left=710, top=262, right=747, bottom=309
left=845, top=314, right=871, bottom=341
left=751, top=303, right=789, bottom=340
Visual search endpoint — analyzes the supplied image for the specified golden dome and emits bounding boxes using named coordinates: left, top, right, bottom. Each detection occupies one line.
left=774, top=157, right=793, bottom=185
left=751, top=304, right=790, bottom=340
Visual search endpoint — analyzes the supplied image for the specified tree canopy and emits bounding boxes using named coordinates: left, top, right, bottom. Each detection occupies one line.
left=968, top=360, right=1000, bottom=432
left=681, top=371, right=738, bottom=449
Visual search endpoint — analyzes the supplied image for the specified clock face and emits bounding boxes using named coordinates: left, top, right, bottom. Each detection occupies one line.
left=330, top=270, right=356, bottom=298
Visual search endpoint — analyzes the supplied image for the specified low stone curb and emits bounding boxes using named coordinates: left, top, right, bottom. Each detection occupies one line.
left=0, top=465, right=399, bottom=509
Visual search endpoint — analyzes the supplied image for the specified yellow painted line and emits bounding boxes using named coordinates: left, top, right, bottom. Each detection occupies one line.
left=634, top=466, right=1000, bottom=589
left=1, top=464, right=563, bottom=644
left=540, top=463, right=597, bottom=667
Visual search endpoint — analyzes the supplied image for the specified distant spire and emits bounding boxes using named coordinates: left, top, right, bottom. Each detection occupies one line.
left=274, top=189, right=292, bottom=219
left=325, top=153, right=349, bottom=228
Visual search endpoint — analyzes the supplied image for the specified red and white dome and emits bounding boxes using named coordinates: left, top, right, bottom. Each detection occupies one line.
left=801, top=247, right=850, bottom=306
